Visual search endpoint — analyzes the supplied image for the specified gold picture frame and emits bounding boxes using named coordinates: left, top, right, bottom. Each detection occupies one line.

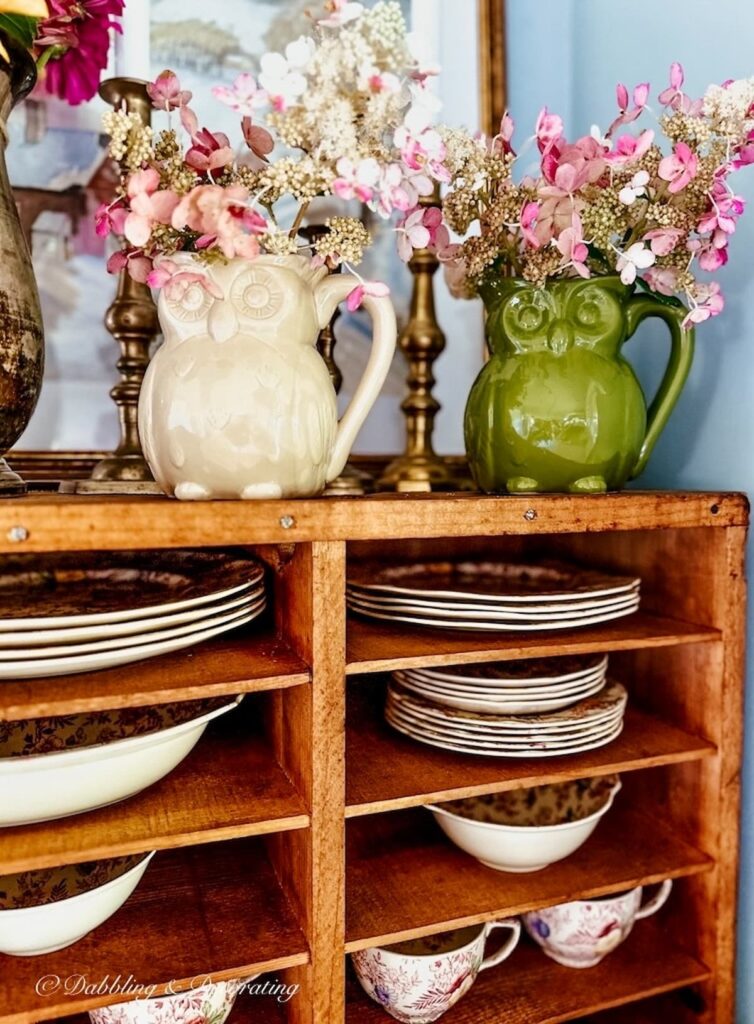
left=478, top=0, right=508, bottom=137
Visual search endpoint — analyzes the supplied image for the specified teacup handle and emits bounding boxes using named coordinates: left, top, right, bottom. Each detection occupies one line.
left=479, top=918, right=522, bottom=971
left=635, top=879, right=673, bottom=920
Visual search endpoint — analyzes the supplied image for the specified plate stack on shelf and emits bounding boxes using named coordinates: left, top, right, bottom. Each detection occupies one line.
left=385, top=673, right=628, bottom=758
left=393, top=654, right=609, bottom=714
left=0, top=550, right=266, bottom=679
left=347, top=560, right=641, bottom=631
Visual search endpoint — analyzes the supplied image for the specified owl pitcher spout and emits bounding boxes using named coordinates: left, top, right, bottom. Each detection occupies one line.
left=139, top=254, right=397, bottom=500
left=464, top=276, right=694, bottom=494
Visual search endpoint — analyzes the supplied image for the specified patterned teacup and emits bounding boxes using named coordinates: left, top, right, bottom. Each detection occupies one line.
left=351, top=919, right=521, bottom=1023
left=523, top=879, right=673, bottom=968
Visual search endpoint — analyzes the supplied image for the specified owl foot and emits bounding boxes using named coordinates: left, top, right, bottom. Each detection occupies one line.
left=174, top=481, right=212, bottom=501
left=241, top=482, right=284, bottom=499
left=506, top=477, right=540, bottom=494
left=569, top=476, right=607, bottom=494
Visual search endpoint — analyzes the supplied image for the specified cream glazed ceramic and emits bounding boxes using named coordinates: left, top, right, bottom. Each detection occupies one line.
left=139, top=254, right=397, bottom=500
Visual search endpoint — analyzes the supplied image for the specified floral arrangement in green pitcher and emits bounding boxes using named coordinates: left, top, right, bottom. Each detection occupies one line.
left=405, top=66, right=754, bottom=493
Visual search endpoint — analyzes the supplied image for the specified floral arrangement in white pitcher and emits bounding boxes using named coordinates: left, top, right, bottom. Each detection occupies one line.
left=98, top=0, right=448, bottom=313
left=98, top=0, right=447, bottom=501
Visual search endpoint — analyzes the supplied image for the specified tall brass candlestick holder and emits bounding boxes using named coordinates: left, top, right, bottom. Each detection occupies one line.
left=301, top=225, right=372, bottom=496
left=86, top=78, right=160, bottom=491
left=377, top=192, right=463, bottom=492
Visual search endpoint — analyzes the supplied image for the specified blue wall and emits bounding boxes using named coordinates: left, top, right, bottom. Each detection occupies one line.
left=506, top=2, right=754, bottom=1018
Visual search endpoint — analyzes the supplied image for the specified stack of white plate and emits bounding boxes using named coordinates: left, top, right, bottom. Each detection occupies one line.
left=347, top=560, right=640, bottom=631
left=393, top=654, right=609, bottom=714
left=385, top=679, right=628, bottom=757
left=0, top=550, right=266, bottom=679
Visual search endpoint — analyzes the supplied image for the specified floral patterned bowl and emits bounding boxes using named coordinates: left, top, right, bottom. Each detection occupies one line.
left=426, top=776, right=621, bottom=872
left=88, top=978, right=249, bottom=1024
left=0, top=851, right=154, bottom=956
left=352, top=920, right=521, bottom=1023
left=0, top=696, right=242, bottom=827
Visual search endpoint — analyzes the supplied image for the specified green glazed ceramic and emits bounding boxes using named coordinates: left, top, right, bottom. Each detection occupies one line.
left=464, top=276, right=695, bottom=494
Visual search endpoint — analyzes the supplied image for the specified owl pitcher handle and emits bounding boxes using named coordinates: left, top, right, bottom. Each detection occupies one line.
left=624, top=294, right=695, bottom=480
left=315, top=275, right=397, bottom=482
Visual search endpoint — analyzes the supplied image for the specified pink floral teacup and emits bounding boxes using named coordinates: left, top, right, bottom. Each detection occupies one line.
left=351, top=919, right=521, bottom=1022
left=523, top=879, right=673, bottom=968
left=88, top=979, right=245, bottom=1024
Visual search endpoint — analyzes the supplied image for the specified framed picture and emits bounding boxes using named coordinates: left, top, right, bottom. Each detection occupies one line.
left=11, top=0, right=506, bottom=455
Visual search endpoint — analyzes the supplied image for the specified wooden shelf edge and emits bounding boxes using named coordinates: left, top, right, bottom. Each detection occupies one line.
left=345, top=924, right=711, bottom=1024
left=0, top=631, right=310, bottom=721
left=345, top=613, right=722, bottom=676
left=0, top=491, right=747, bottom=552
left=344, top=807, right=713, bottom=952
left=345, top=702, right=717, bottom=817
left=0, top=730, right=310, bottom=873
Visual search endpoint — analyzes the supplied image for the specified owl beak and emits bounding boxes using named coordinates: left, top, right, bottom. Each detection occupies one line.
left=208, top=300, right=239, bottom=344
left=547, top=320, right=574, bottom=354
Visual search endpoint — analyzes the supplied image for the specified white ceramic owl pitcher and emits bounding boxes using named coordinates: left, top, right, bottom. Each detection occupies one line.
left=139, top=254, right=397, bottom=500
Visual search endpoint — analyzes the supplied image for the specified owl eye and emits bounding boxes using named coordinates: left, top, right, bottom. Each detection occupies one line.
left=165, top=281, right=214, bottom=322
left=575, top=299, right=605, bottom=328
left=516, top=302, right=548, bottom=332
left=231, top=268, right=283, bottom=320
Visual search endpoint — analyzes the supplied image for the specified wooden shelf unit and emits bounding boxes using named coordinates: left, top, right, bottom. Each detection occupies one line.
left=0, top=491, right=746, bottom=1024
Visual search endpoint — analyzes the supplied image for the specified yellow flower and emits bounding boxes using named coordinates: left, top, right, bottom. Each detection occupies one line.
left=0, top=1, right=48, bottom=62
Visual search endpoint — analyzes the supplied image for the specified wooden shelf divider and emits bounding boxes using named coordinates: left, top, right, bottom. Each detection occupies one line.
left=346, top=687, right=716, bottom=816
left=0, top=628, right=310, bottom=721
left=345, top=924, right=710, bottom=1023
left=0, top=729, right=309, bottom=873
left=345, top=805, right=712, bottom=951
left=346, top=612, right=721, bottom=676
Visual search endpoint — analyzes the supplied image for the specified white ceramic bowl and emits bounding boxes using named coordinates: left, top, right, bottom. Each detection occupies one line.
left=88, top=978, right=250, bottom=1024
left=426, top=776, right=621, bottom=873
left=0, top=851, right=154, bottom=956
left=0, top=696, right=243, bottom=826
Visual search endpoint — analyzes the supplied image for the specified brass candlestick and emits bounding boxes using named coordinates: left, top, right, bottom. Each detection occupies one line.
left=301, top=225, right=372, bottom=496
left=377, top=191, right=463, bottom=492
left=88, top=78, right=159, bottom=488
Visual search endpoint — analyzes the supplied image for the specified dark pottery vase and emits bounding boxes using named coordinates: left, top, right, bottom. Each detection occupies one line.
left=464, top=275, right=694, bottom=494
left=0, top=31, right=43, bottom=495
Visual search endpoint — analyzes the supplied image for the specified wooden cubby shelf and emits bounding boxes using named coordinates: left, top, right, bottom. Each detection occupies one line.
left=345, top=924, right=711, bottom=1023
left=1, top=838, right=309, bottom=1024
left=345, top=612, right=721, bottom=675
left=0, top=727, right=309, bottom=873
left=0, top=629, right=310, bottom=721
left=0, top=489, right=745, bottom=1024
left=346, top=683, right=716, bottom=815
left=345, top=806, right=712, bottom=951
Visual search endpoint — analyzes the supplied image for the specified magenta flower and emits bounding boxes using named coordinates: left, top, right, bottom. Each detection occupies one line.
left=123, top=168, right=180, bottom=248
left=697, top=183, right=745, bottom=235
left=658, top=142, right=698, bottom=193
left=333, top=157, right=380, bottom=202
left=658, top=62, right=703, bottom=116
left=683, top=282, right=724, bottom=328
left=346, top=280, right=390, bottom=312
left=212, top=73, right=266, bottom=115
left=147, top=70, right=192, bottom=112
left=535, top=107, right=564, bottom=153
left=519, top=202, right=542, bottom=249
left=241, top=116, right=274, bottom=169
left=644, top=227, right=684, bottom=256
left=37, top=0, right=124, bottom=105
left=542, top=136, right=606, bottom=191
left=608, top=81, right=649, bottom=136
left=146, top=259, right=224, bottom=300
left=644, top=266, right=680, bottom=297
left=171, top=184, right=264, bottom=261
left=555, top=214, right=590, bottom=278
left=184, top=118, right=234, bottom=174
left=606, top=129, right=654, bottom=165
left=107, top=248, right=153, bottom=284
left=95, top=200, right=127, bottom=239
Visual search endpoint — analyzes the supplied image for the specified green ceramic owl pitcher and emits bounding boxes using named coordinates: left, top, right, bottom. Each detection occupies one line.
left=464, top=276, right=695, bottom=494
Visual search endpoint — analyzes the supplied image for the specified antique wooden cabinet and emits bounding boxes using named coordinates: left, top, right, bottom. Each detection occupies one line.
left=0, top=490, right=747, bottom=1024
